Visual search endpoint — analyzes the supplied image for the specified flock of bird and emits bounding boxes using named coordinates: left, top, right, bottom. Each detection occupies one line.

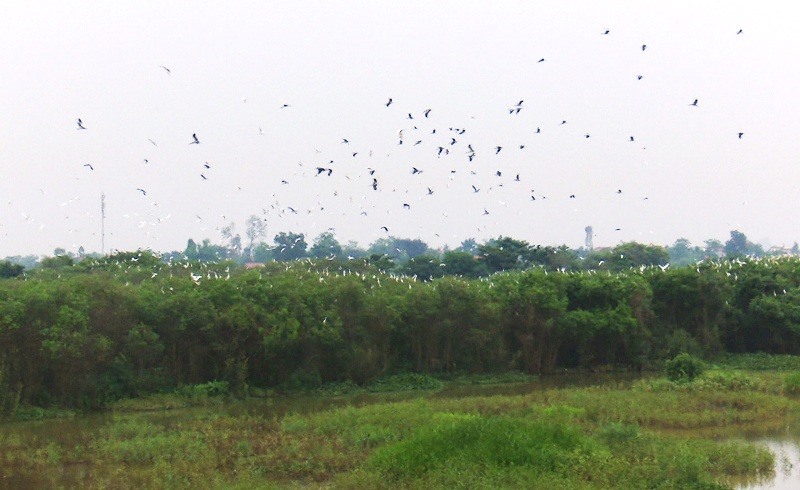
left=63, top=26, right=750, bottom=255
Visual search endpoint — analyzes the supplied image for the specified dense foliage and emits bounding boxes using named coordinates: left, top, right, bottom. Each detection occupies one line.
left=3, top=249, right=800, bottom=412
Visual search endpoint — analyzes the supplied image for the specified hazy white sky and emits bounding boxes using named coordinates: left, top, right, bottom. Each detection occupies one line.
left=2, top=1, right=799, bottom=257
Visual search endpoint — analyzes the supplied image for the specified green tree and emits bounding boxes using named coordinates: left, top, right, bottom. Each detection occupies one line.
left=668, top=238, right=704, bottom=267
left=478, top=237, right=533, bottom=273
left=273, top=232, right=307, bottom=260
left=0, top=260, right=24, bottom=278
left=442, top=251, right=488, bottom=278
left=310, top=231, right=343, bottom=259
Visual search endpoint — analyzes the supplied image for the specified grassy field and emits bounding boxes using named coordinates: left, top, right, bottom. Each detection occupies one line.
left=3, top=360, right=800, bottom=489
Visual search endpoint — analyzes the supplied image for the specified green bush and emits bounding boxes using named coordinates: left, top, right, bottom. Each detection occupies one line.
left=665, top=353, right=706, bottom=382
left=177, top=381, right=230, bottom=399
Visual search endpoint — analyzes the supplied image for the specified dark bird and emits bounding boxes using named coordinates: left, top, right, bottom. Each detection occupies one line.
left=569, top=194, right=576, bottom=199
left=352, top=152, right=358, bottom=157
left=538, top=58, right=545, bottom=62
left=190, top=133, right=200, bottom=144
left=76, top=118, right=86, bottom=130
left=381, top=226, right=389, bottom=232
left=584, top=134, right=590, bottom=138
left=450, top=137, right=457, bottom=145
left=495, top=171, right=502, bottom=177
left=403, top=203, right=411, bottom=209
left=690, top=99, right=698, bottom=106
left=423, top=109, right=431, bottom=118
left=315, top=167, right=327, bottom=175
left=412, top=167, right=422, bottom=174
left=204, top=162, right=211, bottom=169
left=483, top=209, right=490, bottom=215
left=437, top=146, right=445, bottom=156
left=472, top=185, right=480, bottom=193
left=83, top=163, right=94, bottom=170
left=561, top=120, right=567, bottom=125
left=427, top=187, right=434, bottom=195
left=136, top=188, right=147, bottom=195
left=147, top=139, right=157, bottom=146
left=407, top=113, right=414, bottom=119
left=736, top=29, right=743, bottom=34
left=514, top=174, right=520, bottom=182
left=372, top=178, right=378, bottom=190
left=630, top=136, right=635, bottom=142
left=495, top=146, right=502, bottom=154
left=602, top=29, right=610, bottom=35
left=342, top=138, right=349, bottom=144
left=617, top=189, right=622, bottom=194
left=280, top=103, right=291, bottom=108
left=385, top=98, right=393, bottom=106
left=414, top=140, right=422, bottom=145
left=642, top=44, right=647, bottom=51
left=738, top=132, right=744, bottom=139
left=201, top=174, right=207, bottom=180
left=535, top=127, right=541, bottom=134
left=519, top=145, right=525, bottom=149
left=637, top=75, right=643, bottom=80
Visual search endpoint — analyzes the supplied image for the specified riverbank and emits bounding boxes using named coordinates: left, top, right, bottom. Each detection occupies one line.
left=4, top=361, right=800, bottom=488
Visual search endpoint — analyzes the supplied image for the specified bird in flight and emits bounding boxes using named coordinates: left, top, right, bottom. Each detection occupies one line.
left=690, top=99, right=698, bottom=106
left=472, top=185, right=480, bottom=193
left=736, top=29, right=743, bottom=34
left=136, top=188, right=147, bottom=195
left=76, top=119, right=87, bottom=130
left=738, top=132, right=744, bottom=139
left=538, top=58, right=545, bottom=62
left=159, top=65, right=171, bottom=75
left=83, top=163, right=94, bottom=171
left=495, top=146, right=502, bottom=154
left=642, top=44, right=647, bottom=51
left=380, top=226, right=389, bottom=232
left=201, top=174, right=207, bottom=180
left=190, top=133, right=200, bottom=144
left=629, top=136, right=635, bottom=142
left=423, top=109, right=431, bottom=118
left=385, top=98, right=393, bottom=107
left=602, top=29, right=610, bottom=35
left=637, top=75, right=643, bottom=80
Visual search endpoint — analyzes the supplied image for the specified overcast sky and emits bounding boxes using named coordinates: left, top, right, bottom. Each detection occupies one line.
left=2, top=1, right=799, bottom=257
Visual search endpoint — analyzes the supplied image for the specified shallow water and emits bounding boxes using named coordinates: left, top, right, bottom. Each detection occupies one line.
left=739, top=439, right=800, bottom=490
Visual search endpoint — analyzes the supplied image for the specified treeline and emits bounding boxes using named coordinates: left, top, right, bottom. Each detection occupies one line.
left=4, top=229, right=793, bottom=276
left=3, top=252, right=800, bottom=412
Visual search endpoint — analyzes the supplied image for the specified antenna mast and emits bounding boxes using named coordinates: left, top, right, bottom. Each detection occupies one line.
left=101, top=192, right=106, bottom=255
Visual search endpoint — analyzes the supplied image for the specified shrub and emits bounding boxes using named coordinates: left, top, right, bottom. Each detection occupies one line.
left=665, top=353, right=706, bottom=382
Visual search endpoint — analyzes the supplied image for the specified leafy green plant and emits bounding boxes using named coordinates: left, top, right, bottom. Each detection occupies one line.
left=665, top=353, right=706, bottom=382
